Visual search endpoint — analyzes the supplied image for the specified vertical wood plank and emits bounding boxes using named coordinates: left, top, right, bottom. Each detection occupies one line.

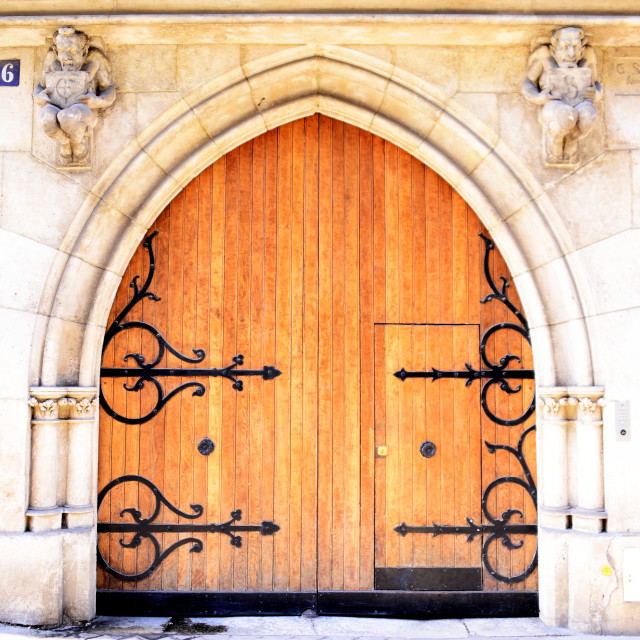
left=317, top=115, right=334, bottom=592
left=301, top=115, right=319, bottom=592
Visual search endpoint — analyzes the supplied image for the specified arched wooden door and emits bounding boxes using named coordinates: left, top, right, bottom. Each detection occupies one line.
left=97, top=115, right=537, bottom=617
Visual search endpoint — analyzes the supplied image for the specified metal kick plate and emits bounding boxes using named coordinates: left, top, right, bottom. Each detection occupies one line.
left=374, top=567, right=482, bottom=591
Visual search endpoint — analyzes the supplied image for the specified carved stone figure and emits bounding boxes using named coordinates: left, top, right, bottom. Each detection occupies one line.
left=34, top=27, right=116, bottom=167
left=523, top=27, right=601, bottom=166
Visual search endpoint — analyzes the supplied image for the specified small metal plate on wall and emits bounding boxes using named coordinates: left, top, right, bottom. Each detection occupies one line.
left=374, top=567, right=482, bottom=591
left=198, top=438, right=215, bottom=455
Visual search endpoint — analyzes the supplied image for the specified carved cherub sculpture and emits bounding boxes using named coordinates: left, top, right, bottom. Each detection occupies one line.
left=522, top=26, right=601, bottom=166
left=34, top=27, right=116, bottom=166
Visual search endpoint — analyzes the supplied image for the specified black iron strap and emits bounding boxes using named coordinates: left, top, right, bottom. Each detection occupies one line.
left=99, top=231, right=281, bottom=425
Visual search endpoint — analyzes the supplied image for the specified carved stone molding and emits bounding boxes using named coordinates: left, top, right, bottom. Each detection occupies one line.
left=522, top=26, right=602, bottom=168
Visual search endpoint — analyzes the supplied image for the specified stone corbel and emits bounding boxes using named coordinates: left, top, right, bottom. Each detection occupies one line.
left=34, top=26, right=116, bottom=170
left=27, top=387, right=98, bottom=532
left=522, top=26, right=602, bottom=168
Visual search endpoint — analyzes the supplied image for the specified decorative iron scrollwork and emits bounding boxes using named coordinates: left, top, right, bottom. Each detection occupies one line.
left=394, top=234, right=534, bottom=427
left=97, top=475, right=280, bottom=582
left=100, top=231, right=281, bottom=425
left=393, top=232, right=537, bottom=584
left=395, top=426, right=537, bottom=584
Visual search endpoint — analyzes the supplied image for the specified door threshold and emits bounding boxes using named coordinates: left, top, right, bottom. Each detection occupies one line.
left=97, top=590, right=538, bottom=618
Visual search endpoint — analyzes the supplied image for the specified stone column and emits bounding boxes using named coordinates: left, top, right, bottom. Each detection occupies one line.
left=538, top=387, right=574, bottom=529
left=27, top=388, right=67, bottom=532
left=63, top=389, right=98, bottom=529
left=570, top=387, right=606, bottom=532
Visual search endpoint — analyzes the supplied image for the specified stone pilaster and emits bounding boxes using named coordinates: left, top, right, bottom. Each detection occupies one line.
left=570, top=387, right=606, bottom=532
left=27, top=388, right=67, bottom=532
left=27, top=387, right=97, bottom=532
left=63, top=389, right=98, bottom=529
left=538, top=387, right=574, bottom=529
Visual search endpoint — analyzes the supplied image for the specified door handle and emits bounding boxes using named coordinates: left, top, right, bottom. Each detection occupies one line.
left=420, top=441, right=437, bottom=458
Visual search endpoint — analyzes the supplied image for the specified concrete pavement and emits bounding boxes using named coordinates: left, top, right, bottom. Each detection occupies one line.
left=0, top=617, right=634, bottom=640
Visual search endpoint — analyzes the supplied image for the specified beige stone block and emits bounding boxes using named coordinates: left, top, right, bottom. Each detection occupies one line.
left=0, top=399, right=29, bottom=532
left=595, top=307, right=640, bottom=430
left=528, top=257, right=586, bottom=326
left=62, top=527, right=96, bottom=622
left=567, top=230, right=640, bottom=318
left=425, top=110, right=491, bottom=179
left=632, top=150, right=640, bottom=228
left=370, top=113, right=422, bottom=155
left=318, top=58, right=387, bottom=113
left=418, top=138, right=468, bottom=193
left=110, top=45, right=177, bottom=93
left=317, top=95, right=374, bottom=131
left=546, top=151, right=632, bottom=250
left=0, top=152, right=89, bottom=249
left=346, top=45, right=393, bottom=65
left=538, top=527, right=569, bottom=628
left=321, top=44, right=394, bottom=80
left=453, top=92, right=498, bottom=135
left=567, top=531, right=617, bottom=633
left=89, top=92, right=138, bottom=182
left=0, top=530, right=63, bottom=626
left=136, top=92, right=183, bottom=136
left=376, top=80, right=442, bottom=141
left=84, top=269, right=124, bottom=330
left=528, top=324, right=556, bottom=387
left=459, top=46, right=527, bottom=93
left=0, top=49, right=33, bottom=152
left=100, top=147, right=176, bottom=221
left=394, top=47, right=458, bottom=97
left=469, top=150, right=533, bottom=220
left=240, top=45, right=297, bottom=73
left=50, top=257, right=105, bottom=326
left=0, top=308, right=37, bottom=399
left=247, top=59, right=318, bottom=114
left=0, top=229, right=57, bottom=314
left=504, top=202, right=564, bottom=272
left=600, top=535, right=640, bottom=634
left=177, top=45, right=241, bottom=96
left=547, top=318, right=593, bottom=388
left=604, top=88, right=640, bottom=150
left=260, top=96, right=319, bottom=130
left=190, top=79, right=257, bottom=141
left=79, top=324, right=107, bottom=388
left=41, top=316, right=86, bottom=387
left=72, top=200, right=144, bottom=273
left=209, top=115, right=267, bottom=159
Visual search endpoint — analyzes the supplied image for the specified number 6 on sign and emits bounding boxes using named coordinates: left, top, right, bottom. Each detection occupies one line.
left=0, top=60, right=20, bottom=87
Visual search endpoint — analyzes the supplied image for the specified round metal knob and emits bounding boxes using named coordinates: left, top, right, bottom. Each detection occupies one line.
left=197, top=437, right=215, bottom=456
left=420, top=440, right=437, bottom=458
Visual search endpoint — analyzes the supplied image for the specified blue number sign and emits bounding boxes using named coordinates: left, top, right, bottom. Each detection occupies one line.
left=0, top=60, right=20, bottom=87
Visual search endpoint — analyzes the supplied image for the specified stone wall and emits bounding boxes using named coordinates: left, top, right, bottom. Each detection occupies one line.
left=0, top=10, right=639, bottom=633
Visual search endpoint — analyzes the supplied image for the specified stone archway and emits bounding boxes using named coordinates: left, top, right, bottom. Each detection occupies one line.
left=30, top=44, right=596, bottom=625
left=38, top=45, right=592, bottom=391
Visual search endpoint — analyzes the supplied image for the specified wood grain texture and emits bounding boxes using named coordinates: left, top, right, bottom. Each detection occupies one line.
left=98, top=114, right=537, bottom=594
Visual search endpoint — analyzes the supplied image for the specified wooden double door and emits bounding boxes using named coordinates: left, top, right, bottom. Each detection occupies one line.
left=98, top=115, right=537, bottom=615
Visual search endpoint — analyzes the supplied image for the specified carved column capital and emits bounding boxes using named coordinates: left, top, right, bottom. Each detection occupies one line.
left=28, top=387, right=69, bottom=420
left=538, top=387, right=575, bottom=420
left=568, top=386, right=606, bottom=422
left=63, top=389, right=99, bottom=420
